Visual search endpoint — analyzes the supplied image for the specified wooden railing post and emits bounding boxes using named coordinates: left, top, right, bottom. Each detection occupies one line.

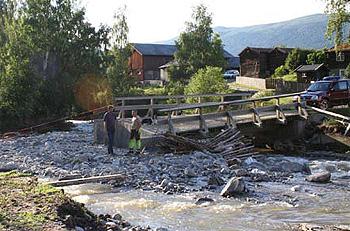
left=168, top=113, right=175, bottom=134
left=275, top=97, right=286, bottom=124
left=199, top=107, right=209, bottom=135
left=218, top=96, right=225, bottom=111
left=297, top=95, right=308, bottom=119
left=146, top=98, right=154, bottom=118
left=252, top=101, right=262, bottom=127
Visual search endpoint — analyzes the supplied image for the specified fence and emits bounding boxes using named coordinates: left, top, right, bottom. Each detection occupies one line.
left=266, top=78, right=310, bottom=93
left=236, top=76, right=309, bottom=93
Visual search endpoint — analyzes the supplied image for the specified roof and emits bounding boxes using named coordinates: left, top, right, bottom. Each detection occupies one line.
left=239, top=47, right=294, bottom=56
left=328, top=44, right=350, bottom=52
left=132, top=43, right=177, bottom=56
left=295, top=63, right=326, bottom=72
left=132, top=43, right=234, bottom=58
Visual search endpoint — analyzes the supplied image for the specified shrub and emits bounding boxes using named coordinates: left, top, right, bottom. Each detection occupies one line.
left=184, top=66, right=228, bottom=104
left=273, top=65, right=288, bottom=78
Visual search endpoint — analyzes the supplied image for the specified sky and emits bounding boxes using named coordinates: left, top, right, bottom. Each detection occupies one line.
left=80, top=0, right=326, bottom=43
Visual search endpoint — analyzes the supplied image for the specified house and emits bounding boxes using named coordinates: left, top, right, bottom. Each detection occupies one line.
left=129, top=43, right=239, bottom=83
left=326, top=44, right=350, bottom=77
left=129, top=43, right=176, bottom=82
left=295, top=64, right=329, bottom=83
left=239, top=47, right=293, bottom=78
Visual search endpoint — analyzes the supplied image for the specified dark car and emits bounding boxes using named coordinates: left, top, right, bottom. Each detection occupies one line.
left=298, top=76, right=350, bottom=110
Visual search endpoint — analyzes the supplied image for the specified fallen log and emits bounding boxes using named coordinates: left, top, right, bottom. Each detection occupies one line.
left=47, top=174, right=126, bottom=187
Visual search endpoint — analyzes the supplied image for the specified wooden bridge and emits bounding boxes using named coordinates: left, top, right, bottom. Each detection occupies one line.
left=94, top=92, right=309, bottom=147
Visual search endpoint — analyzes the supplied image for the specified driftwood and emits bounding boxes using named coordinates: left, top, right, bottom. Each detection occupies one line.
left=48, top=174, right=126, bottom=187
left=158, top=127, right=256, bottom=164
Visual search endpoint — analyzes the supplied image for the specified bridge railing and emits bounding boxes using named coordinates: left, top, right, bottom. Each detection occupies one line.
left=114, top=92, right=253, bottom=118
left=158, top=92, right=308, bottom=134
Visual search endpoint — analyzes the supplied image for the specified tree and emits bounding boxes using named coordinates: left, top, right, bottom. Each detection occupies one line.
left=184, top=66, right=228, bottom=104
left=169, top=4, right=227, bottom=82
left=325, top=0, right=350, bottom=46
left=272, top=65, right=288, bottom=78
left=0, top=0, right=111, bottom=131
left=284, top=49, right=312, bottom=73
left=106, top=7, right=137, bottom=97
left=306, top=49, right=327, bottom=65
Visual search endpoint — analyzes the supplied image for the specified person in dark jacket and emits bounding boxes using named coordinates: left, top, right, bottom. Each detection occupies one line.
left=103, top=105, right=117, bottom=155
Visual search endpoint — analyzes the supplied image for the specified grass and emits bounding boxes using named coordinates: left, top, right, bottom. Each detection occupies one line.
left=273, top=73, right=297, bottom=82
left=0, top=171, right=103, bottom=231
left=228, top=82, right=264, bottom=91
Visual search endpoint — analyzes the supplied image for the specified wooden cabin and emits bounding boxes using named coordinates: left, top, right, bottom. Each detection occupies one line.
left=295, top=64, right=329, bottom=83
left=129, top=43, right=239, bottom=84
left=239, top=47, right=293, bottom=78
left=326, top=44, right=350, bottom=77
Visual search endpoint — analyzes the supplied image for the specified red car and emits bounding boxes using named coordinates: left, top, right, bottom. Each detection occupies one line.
left=299, top=76, right=350, bottom=110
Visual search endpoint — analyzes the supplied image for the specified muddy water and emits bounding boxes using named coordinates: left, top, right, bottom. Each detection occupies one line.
left=63, top=158, right=350, bottom=231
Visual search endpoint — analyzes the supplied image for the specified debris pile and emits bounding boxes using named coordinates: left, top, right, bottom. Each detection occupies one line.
left=158, top=127, right=257, bottom=165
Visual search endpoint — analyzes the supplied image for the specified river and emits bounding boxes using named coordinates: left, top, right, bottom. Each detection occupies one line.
left=63, top=158, right=350, bottom=231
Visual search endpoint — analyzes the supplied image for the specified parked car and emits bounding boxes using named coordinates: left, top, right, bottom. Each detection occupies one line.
left=223, top=70, right=239, bottom=79
left=297, top=76, right=350, bottom=110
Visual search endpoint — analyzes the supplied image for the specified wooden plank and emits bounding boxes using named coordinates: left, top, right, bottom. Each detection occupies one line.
left=159, top=92, right=304, bottom=113
left=48, top=174, right=126, bottom=187
left=114, top=93, right=252, bottom=101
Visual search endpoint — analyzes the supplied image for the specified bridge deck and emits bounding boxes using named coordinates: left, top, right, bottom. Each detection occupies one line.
left=129, top=109, right=300, bottom=136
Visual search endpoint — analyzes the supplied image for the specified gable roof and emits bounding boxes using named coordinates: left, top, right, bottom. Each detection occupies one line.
left=132, top=43, right=177, bottom=56
left=328, top=44, right=350, bottom=52
left=295, top=63, right=326, bottom=72
left=239, top=46, right=294, bottom=56
left=132, top=43, right=234, bottom=58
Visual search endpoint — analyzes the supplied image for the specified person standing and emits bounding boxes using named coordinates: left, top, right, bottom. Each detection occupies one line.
left=103, top=105, right=117, bottom=155
left=128, top=110, right=142, bottom=154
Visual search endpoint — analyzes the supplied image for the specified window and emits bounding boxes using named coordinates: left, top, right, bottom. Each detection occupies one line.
left=333, top=81, right=348, bottom=91
left=339, top=69, right=346, bottom=77
left=336, top=52, right=345, bottom=62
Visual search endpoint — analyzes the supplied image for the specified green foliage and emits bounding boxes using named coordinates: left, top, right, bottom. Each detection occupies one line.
left=281, top=73, right=297, bottom=82
left=306, top=49, right=327, bottom=64
left=184, top=66, right=228, bottom=103
left=107, top=7, right=137, bottom=97
left=143, top=86, right=166, bottom=96
left=166, top=81, right=185, bottom=96
left=0, top=0, right=111, bottom=132
left=273, top=65, right=288, bottom=77
left=345, top=62, right=350, bottom=78
left=325, top=0, right=350, bottom=46
left=284, top=48, right=312, bottom=73
left=169, top=4, right=227, bottom=82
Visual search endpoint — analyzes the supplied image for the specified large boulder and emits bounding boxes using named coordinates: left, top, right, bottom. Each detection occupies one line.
left=220, top=177, right=246, bottom=197
left=306, top=172, right=331, bottom=183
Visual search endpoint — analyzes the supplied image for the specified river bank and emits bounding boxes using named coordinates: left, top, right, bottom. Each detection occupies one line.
left=1, top=121, right=350, bottom=230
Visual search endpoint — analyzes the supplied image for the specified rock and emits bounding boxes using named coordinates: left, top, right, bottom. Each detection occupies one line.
left=195, top=197, right=214, bottom=205
left=159, top=179, right=169, bottom=188
left=184, top=167, right=196, bottom=177
left=208, top=175, right=225, bottom=186
left=75, top=226, right=85, bottom=231
left=227, top=158, right=241, bottom=167
left=233, top=169, right=248, bottom=177
left=0, top=163, right=18, bottom=172
left=155, top=228, right=168, bottom=231
left=291, top=185, right=302, bottom=192
left=106, top=221, right=118, bottom=228
left=220, top=177, right=246, bottom=197
left=306, top=172, right=331, bottom=183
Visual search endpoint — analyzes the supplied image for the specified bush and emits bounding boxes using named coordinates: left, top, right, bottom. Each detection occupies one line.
left=273, top=65, right=288, bottom=78
left=184, top=66, right=228, bottom=104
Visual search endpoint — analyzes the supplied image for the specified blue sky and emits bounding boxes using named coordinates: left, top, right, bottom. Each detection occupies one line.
left=81, top=0, right=326, bottom=43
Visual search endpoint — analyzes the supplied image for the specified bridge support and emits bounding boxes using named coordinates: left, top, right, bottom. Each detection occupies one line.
left=275, top=99, right=287, bottom=124
left=252, top=102, right=262, bottom=127
left=297, top=97, right=308, bottom=119
left=226, top=111, right=237, bottom=128
left=199, top=108, right=209, bottom=135
left=167, top=114, right=176, bottom=134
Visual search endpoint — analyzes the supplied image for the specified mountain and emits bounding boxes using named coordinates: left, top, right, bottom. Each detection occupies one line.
left=162, top=14, right=338, bottom=56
